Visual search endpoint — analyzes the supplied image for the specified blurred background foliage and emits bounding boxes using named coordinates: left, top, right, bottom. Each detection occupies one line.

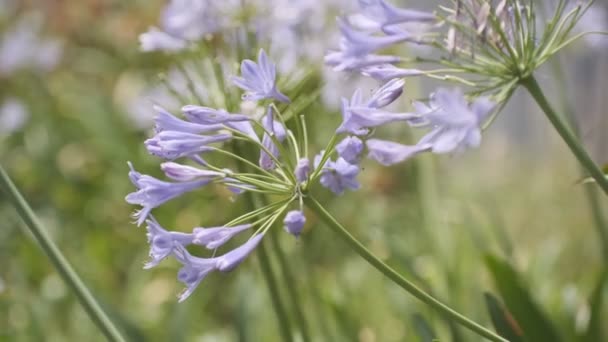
left=1, top=0, right=607, bottom=341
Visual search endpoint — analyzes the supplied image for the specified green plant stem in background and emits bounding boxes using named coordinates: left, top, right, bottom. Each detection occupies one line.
left=521, top=76, right=608, bottom=196
left=304, top=196, right=508, bottom=342
left=0, top=165, right=127, bottom=342
left=268, top=233, right=312, bottom=342
left=550, top=59, right=608, bottom=263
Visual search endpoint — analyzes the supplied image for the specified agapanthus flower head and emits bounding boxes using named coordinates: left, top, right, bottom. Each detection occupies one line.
left=230, top=49, right=291, bottom=103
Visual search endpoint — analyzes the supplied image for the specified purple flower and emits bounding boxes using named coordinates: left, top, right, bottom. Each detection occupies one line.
left=337, top=107, right=417, bottom=135
left=366, top=139, right=430, bottom=165
left=215, top=233, right=265, bottom=272
left=284, top=210, right=306, bottom=237
left=338, top=18, right=413, bottom=57
left=144, top=219, right=193, bottom=269
left=415, top=88, right=495, bottom=154
left=325, top=51, right=401, bottom=72
left=182, top=105, right=250, bottom=124
left=259, top=107, right=286, bottom=170
left=173, top=247, right=217, bottom=302
left=160, top=162, right=225, bottom=182
left=126, top=162, right=211, bottom=226
left=357, top=0, right=436, bottom=28
left=295, top=158, right=310, bottom=183
left=336, top=136, right=364, bottom=164
left=192, top=224, right=252, bottom=249
left=361, top=64, right=424, bottom=81
left=314, top=154, right=360, bottom=195
left=139, top=27, right=187, bottom=52
left=230, top=49, right=290, bottom=103
left=366, top=78, right=404, bottom=108
left=145, top=131, right=232, bottom=160
left=154, top=105, right=222, bottom=134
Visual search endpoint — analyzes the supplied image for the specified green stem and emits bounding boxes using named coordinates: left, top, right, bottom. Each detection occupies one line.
left=304, top=196, right=507, bottom=342
left=0, top=165, right=126, bottom=342
left=231, top=143, right=293, bottom=341
left=521, top=75, right=608, bottom=195
left=269, top=233, right=313, bottom=342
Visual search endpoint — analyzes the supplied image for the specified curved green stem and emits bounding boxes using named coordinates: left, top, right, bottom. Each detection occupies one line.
left=521, top=75, right=608, bottom=195
left=0, top=165, right=126, bottom=342
left=304, top=196, right=507, bottom=342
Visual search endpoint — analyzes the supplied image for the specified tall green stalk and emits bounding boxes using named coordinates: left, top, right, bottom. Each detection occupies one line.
left=0, top=165, right=126, bottom=342
left=521, top=75, right=608, bottom=195
left=304, top=196, right=507, bottom=342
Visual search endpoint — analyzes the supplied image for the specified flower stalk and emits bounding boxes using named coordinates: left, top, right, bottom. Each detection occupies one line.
left=304, top=196, right=508, bottom=342
left=0, top=165, right=126, bottom=342
left=521, top=75, right=608, bottom=195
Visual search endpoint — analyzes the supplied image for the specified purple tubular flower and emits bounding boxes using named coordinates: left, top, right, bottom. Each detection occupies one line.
left=154, top=105, right=222, bottom=134
left=139, top=27, right=187, bottom=52
left=295, top=158, right=310, bottom=183
left=284, top=210, right=306, bottom=237
left=259, top=107, right=285, bottom=170
left=126, top=162, right=211, bottom=226
left=216, top=233, right=265, bottom=272
left=366, top=78, right=404, bottom=108
left=182, top=105, right=250, bottom=124
left=160, top=162, right=225, bottom=182
left=325, top=51, right=401, bottom=72
left=230, top=49, right=290, bottom=103
left=144, top=219, right=193, bottom=269
left=337, top=107, right=417, bottom=135
left=361, top=64, right=424, bottom=81
left=358, top=0, right=436, bottom=27
left=336, top=136, right=364, bottom=164
left=338, top=18, right=413, bottom=57
left=192, top=224, right=252, bottom=250
left=145, top=131, right=232, bottom=160
left=173, top=247, right=217, bottom=302
left=366, top=139, right=431, bottom=165
left=314, top=155, right=360, bottom=195
left=414, top=88, right=495, bottom=154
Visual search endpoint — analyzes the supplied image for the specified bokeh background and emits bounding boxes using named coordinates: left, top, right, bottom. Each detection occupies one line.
left=1, top=0, right=607, bottom=341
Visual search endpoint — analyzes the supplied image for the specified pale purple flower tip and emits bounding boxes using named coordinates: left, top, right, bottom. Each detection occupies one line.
left=357, top=0, right=436, bottom=27
left=415, top=88, right=495, bottom=154
left=160, top=162, right=225, bottom=182
left=337, top=107, right=417, bottom=135
left=325, top=51, right=401, bottom=72
left=259, top=107, right=286, bottom=170
left=295, top=158, right=310, bottom=183
left=314, top=154, right=360, bottom=195
left=182, top=105, right=250, bottom=124
left=366, top=78, right=404, bottom=108
left=336, top=136, right=364, bottom=164
left=192, top=224, right=252, bottom=250
left=139, top=27, right=187, bottom=52
left=173, top=247, right=217, bottom=302
left=145, top=131, right=232, bottom=160
left=126, top=162, right=211, bottom=226
left=366, top=139, right=431, bottom=165
left=338, top=18, right=412, bottom=57
left=144, top=219, right=193, bottom=269
left=230, top=49, right=290, bottom=103
left=361, top=64, right=424, bottom=81
left=284, top=210, right=306, bottom=237
left=153, top=105, right=222, bottom=134
left=216, top=234, right=265, bottom=272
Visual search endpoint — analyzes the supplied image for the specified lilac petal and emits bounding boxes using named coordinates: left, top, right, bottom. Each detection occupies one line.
left=336, top=136, right=364, bottom=164
left=361, top=64, right=424, bottom=81
left=366, top=139, right=430, bottom=165
left=284, top=210, right=306, bottom=237
left=366, top=78, right=404, bottom=108
left=216, top=234, right=265, bottom=272
left=144, top=219, right=193, bottom=269
left=182, top=105, right=249, bottom=124
left=173, top=246, right=217, bottom=302
left=192, top=224, right=252, bottom=250
left=154, top=105, right=222, bottom=133
left=161, top=162, right=225, bottom=182
left=295, top=158, right=310, bottom=183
